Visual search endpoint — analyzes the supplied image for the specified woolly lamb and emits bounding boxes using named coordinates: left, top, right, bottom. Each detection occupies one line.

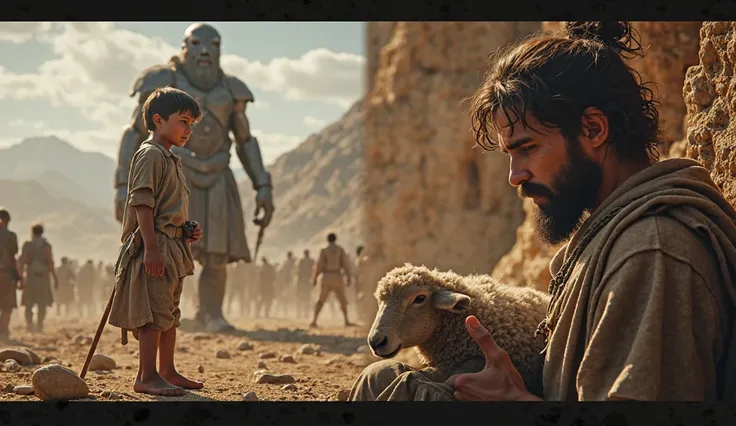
left=367, top=263, right=550, bottom=397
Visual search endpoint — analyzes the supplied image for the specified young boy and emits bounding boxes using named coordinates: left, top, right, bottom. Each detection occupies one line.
left=108, top=87, right=204, bottom=397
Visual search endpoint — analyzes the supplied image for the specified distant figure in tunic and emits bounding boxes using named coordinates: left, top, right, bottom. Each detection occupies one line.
left=256, top=257, right=277, bottom=318
left=0, top=208, right=21, bottom=341
left=55, top=256, right=77, bottom=317
left=294, top=249, right=315, bottom=320
left=275, top=251, right=295, bottom=317
left=310, top=233, right=355, bottom=328
left=77, top=260, right=97, bottom=318
left=17, top=223, right=57, bottom=333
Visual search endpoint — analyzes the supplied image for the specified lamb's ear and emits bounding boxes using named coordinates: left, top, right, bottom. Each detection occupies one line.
left=433, top=290, right=471, bottom=313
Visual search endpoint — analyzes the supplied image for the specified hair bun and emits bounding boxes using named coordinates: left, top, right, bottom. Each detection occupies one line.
left=563, top=21, right=643, bottom=58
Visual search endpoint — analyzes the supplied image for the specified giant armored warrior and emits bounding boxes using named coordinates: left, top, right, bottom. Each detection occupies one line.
left=114, top=23, right=274, bottom=333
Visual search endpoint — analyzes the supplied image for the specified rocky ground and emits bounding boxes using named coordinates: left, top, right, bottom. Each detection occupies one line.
left=0, top=311, right=406, bottom=402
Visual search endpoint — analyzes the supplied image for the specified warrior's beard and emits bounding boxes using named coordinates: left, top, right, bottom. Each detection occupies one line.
left=180, top=56, right=221, bottom=90
left=521, top=139, right=603, bottom=245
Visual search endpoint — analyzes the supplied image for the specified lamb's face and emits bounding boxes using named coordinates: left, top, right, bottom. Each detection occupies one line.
left=367, top=270, right=472, bottom=359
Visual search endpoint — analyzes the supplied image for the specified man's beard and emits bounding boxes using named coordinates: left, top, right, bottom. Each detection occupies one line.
left=181, top=56, right=220, bottom=91
left=520, top=140, right=603, bottom=245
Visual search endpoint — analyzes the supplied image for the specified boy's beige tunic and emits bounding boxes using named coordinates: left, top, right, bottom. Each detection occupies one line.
left=108, top=141, right=195, bottom=339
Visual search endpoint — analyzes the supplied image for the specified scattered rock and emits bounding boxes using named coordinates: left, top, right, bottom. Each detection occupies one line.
left=3, top=383, right=14, bottom=392
left=242, top=391, right=259, bottom=401
left=72, top=335, right=93, bottom=345
left=257, top=361, right=267, bottom=369
left=197, top=365, right=205, bottom=373
left=42, top=356, right=56, bottom=363
left=255, top=374, right=295, bottom=385
left=20, top=349, right=42, bottom=365
left=192, top=333, right=211, bottom=341
left=124, top=366, right=133, bottom=370
left=5, top=359, right=21, bottom=372
left=282, top=384, right=297, bottom=391
left=337, top=390, right=349, bottom=401
left=296, top=344, right=318, bottom=356
left=0, top=349, right=33, bottom=365
left=253, top=369, right=268, bottom=377
left=31, top=364, right=89, bottom=401
left=236, top=341, right=254, bottom=351
left=13, top=385, right=33, bottom=395
left=216, top=350, right=230, bottom=359
left=88, top=354, right=116, bottom=371
left=259, top=351, right=276, bottom=359
left=279, top=355, right=296, bottom=364
left=177, top=347, right=188, bottom=353
left=101, top=390, right=123, bottom=400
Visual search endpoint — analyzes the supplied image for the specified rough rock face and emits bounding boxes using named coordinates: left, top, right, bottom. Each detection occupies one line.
left=238, top=100, right=365, bottom=257
left=493, top=22, right=703, bottom=290
left=684, top=22, right=736, bottom=206
left=366, top=23, right=397, bottom=93
left=363, top=22, right=541, bottom=283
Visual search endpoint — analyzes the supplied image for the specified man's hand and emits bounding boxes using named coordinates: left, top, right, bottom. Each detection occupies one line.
left=188, top=222, right=203, bottom=243
left=144, top=248, right=165, bottom=278
left=444, top=316, right=541, bottom=402
left=253, top=186, right=274, bottom=228
left=16, top=278, right=24, bottom=291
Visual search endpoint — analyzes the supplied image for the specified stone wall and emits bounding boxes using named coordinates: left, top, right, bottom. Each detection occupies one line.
left=684, top=22, right=736, bottom=206
left=363, top=22, right=541, bottom=283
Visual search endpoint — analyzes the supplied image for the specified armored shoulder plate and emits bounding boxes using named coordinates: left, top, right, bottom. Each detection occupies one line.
left=224, top=73, right=255, bottom=103
left=129, top=64, right=176, bottom=98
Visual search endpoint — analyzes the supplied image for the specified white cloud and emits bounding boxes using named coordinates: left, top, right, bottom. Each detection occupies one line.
left=9, top=119, right=45, bottom=129
left=0, top=23, right=348, bottom=169
left=0, top=22, right=52, bottom=43
left=221, top=48, right=364, bottom=108
left=303, top=116, right=327, bottom=128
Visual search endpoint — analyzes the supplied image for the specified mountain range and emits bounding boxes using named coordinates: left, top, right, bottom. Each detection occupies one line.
left=0, top=100, right=365, bottom=264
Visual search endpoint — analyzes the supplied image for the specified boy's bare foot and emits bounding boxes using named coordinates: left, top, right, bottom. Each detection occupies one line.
left=134, top=374, right=187, bottom=396
left=161, top=370, right=204, bottom=389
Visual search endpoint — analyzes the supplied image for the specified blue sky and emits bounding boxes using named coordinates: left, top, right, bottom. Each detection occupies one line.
left=0, top=22, right=365, bottom=167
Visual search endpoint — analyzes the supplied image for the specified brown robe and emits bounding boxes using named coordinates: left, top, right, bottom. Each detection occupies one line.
left=542, top=158, right=736, bottom=401
left=20, top=236, right=53, bottom=307
left=0, top=228, right=18, bottom=311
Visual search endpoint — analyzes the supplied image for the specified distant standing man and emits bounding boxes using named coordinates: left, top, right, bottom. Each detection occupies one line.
left=17, top=223, right=57, bottom=333
left=55, top=256, right=77, bottom=317
left=0, top=208, right=21, bottom=340
left=294, top=249, right=315, bottom=320
left=257, top=257, right=277, bottom=318
left=310, top=233, right=354, bottom=328
left=276, top=251, right=295, bottom=317
left=113, top=22, right=275, bottom=333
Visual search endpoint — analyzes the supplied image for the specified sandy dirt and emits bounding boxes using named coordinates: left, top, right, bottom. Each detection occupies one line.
left=0, top=311, right=392, bottom=402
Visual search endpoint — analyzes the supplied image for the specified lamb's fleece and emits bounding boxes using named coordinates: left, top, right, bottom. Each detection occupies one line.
left=373, top=264, right=551, bottom=396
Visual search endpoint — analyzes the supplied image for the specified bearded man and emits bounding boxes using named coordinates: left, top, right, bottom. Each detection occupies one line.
left=350, top=21, right=736, bottom=401
left=114, top=23, right=274, bottom=333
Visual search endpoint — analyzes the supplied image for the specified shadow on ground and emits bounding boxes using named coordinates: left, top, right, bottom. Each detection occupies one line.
left=178, top=319, right=367, bottom=356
